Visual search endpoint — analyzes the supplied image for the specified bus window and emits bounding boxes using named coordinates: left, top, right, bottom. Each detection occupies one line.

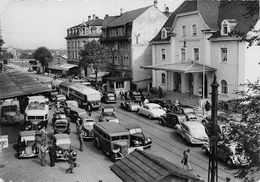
left=111, top=136, right=120, bottom=141
left=121, top=135, right=129, bottom=140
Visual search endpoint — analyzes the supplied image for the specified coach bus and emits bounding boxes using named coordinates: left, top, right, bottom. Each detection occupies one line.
left=58, top=82, right=71, bottom=98
left=68, top=83, right=101, bottom=109
left=93, top=122, right=130, bottom=161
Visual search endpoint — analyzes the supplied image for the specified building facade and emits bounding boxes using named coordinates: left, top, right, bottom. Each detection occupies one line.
left=65, top=15, right=103, bottom=76
left=143, top=0, right=260, bottom=101
left=100, top=3, right=167, bottom=94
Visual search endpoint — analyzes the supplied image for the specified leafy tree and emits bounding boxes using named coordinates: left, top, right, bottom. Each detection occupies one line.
left=33, top=47, right=52, bottom=69
left=79, top=40, right=108, bottom=86
left=29, top=60, right=38, bottom=65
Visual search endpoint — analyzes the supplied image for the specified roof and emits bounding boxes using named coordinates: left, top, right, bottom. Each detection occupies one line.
left=110, top=149, right=202, bottom=182
left=50, top=63, right=77, bottom=71
left=124, top=123, right=141, bottom=130
left=69, top=18, right=104, bottom=29
left=54, top=133, right=70, bottom=140
left=69, top=83, right=101, bottom=95
left=141, top=62, right=216, bottom=73
left=102, top=15, right=119, bottom=28
left=94, top=122, right=129, bottom=135
left=0, top=71, right=51, bottom=100
left=87, top=71, right=110, bottom=79
left=103, top=6, right=151, bottom=28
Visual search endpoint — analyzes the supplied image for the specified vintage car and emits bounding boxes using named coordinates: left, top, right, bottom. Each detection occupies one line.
left=159, top=112, right=186, bottom=129
left=53, top=118, right=70, bottom=134
left=55, top=94, right=66, bottom=108
left=50, top=91, right=59, bottom=102
left=125, top=123, right=152, bottom=149
left=137, top=103, right=166, bottom=119
left=25, top=120, right=45, bottom=131
left=69, top=107, right=88, bottom=123
left=120, top=99, right=140, bottom=112
left=52, top=110, right=67, bottom=125
left=202, top=141, right=251, bottom=166
left=98, top=106, right=119, bottom=123
left=82, top=116, right=95, bottom=139
left=101, top=91, right=116, bottom=103
left=132, top=91, right=144, bottom=103
left=64, top=100, right=79, bottom=116
left=17, top=130, right=40, bottom=158
left=171, top=105, right=197, bottom=121
left=176, top=121, right=209, bottom=145
left=53, top=134, right=77, bottom=161
left=151, top=98, right=173, bottom=110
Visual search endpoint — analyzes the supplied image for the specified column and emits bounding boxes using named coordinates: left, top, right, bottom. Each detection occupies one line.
left=181, top=73, right=188, bottom=93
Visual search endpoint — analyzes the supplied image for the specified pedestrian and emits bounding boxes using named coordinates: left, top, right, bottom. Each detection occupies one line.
left=48, top=141, right=56, bottom=167
left=40, top=143, right=48, bottom=166
left=78, top=124, right=84, bottom=152
left=182, top=149, right=192, bottom=171
left=66, top=149, right=75, bottom=173
left=175, top=98, right=180, bottom=107
left=87, top=102, right=92, bottom=117
left=76, top=117, right=82, bottom=134
left=205, top=100, right=211, bottom=115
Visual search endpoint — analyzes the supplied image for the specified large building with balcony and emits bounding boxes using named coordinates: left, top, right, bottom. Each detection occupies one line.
left=65, top=15, right=103, bottom=76
left=100, top=2, right=167, bottom=93
left=142, top=0, right=260, bottom=102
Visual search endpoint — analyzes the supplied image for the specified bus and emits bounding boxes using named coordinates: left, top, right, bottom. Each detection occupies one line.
left=58, top=82, right=71, bottom=98
left=93, top=122, right=130, bottom=161
left=68, top=83, right=101, bottom=109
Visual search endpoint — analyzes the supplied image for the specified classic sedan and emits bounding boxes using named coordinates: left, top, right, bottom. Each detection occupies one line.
left=151, top=98, right=173, bottom=110
left=17, top=130, right=40, bottom=158
left=53, top=134, right=77, bottom=161
left=64, top=100, right=79, bottom=116
left=120, top=100, right=140, bottom=112
left=82, top=116, right=95, bottom=139
left=176, top=121, right=209, bottom=145
left=172, top=105, right=198, bottom=121
left=98, top=106, right=120, bottom=123
left=101, top=91, right=116, bottom=103
left=202, top=141, right=251, bottom=166
left=159, top=112, right=186, bottom=129
left=137, top=103, right=166, bottom=119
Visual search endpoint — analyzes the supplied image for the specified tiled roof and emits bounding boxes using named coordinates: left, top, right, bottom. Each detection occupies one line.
left=0, top=71, right=51, bottom=100
left=103, top=6, right=151, bottom=28
left=102, top=16, right=119, bottom=28
left=110, top=149, right=202, bottom=182
left=69, top=18, right=104, bottom=29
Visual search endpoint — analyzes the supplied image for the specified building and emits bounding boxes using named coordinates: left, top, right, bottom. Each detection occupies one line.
left=65, top=15, right=103, bottom=76
left=142, top=0, right=260, bottom=101
left=110, top=149, right=203, bottom=182
left=100, top=1, right=167, bottom=93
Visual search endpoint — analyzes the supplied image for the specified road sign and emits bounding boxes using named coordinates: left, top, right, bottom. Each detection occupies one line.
left=0, top=135, right=8, bottom=149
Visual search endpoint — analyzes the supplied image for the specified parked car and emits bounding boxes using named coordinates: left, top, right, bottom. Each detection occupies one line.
left=55, top=94, right=66, bottom=108
left=137, top=103, right=166, bottom=119
left=171, top=105, right=197, bottom=121
left=101, top=91, right=116, bottom=103
left=52, top=134, right=77, bottom=162
left=52, top=110, right=67, bottom=125
left=25, top=120, right=45, bottom=131
left=176, top=121, right=209, bottom=145
left=98, top=106, right=119, bottom=123
left=125, top=123, right=152, bottom=149
left=202, top=141, right=251, bottom=166
left=120, top=99, right=140, bottom=112
left=53, top=116, right=70, bottom=134
left=69, top=107, right=88, bottom=123
left=132, top=91, right=144, bottom=103
left=64, top=100, right=79, bottom=116
left=151, top=98, right=173, bottom=110
left=82, top=116, right=95, bottom=139
left=17, top=130, right=40, bottom=158
left=50, top=91, right=59, bottom=102
left=159, top=112, right=186, bottom=129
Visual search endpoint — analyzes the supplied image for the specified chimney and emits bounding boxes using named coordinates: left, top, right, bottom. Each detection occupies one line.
left=153, top=0, right=158, bottom=8
left=96, top=16, right=98, bottom=19
left=88, top=16, right=91, bottom=21
left=165, top=6, right=169, bottom=13
left=93, top=14, right=95, bottom=20
left=120, top=8, right=123, bottom=15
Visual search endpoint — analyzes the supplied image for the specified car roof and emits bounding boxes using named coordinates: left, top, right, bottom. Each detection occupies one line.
left=70, top=107, right=86, bottom=112
left=54, top=134, right=70, bottom=140
left=94, top=122, right=129, bottom=134
left=103, top=105, right=114, bottom=109
left=145, top=103, right=160, bottom=107
left=124, top=123, right=141, bottom=130
left=20, top=130, right=37, bottom=137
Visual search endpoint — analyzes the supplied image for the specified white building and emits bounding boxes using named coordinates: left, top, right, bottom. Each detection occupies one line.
left=142, top=0, right=260, bottom=101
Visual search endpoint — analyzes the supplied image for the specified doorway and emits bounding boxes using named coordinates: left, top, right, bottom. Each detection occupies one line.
left=173, top=72, right=181, bottom=92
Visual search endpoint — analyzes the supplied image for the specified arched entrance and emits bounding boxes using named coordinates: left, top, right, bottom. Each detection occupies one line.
left=200, top=74, right=208, bottom=98
left=173, top=72, right=181, bottom=92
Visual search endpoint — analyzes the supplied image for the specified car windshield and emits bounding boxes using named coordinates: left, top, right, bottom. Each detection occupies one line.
left=55, top=124, right=67, bottom=129
left=2, top=106, right=17, bottom=113
left=107, top=93, right=115, bottom=97
left=57, top=114, right=66, bottom=119
left=66, top=101, right=78, bottom=108
left=56, top=138, right=71, bottom=145
left=104, top=111, right=115, bottom=117
left=83, top=119, right=94, bottom=123
left=183, top=108, right=194, bottom=113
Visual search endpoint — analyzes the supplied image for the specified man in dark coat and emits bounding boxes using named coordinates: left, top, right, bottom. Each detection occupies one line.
left=87, top=102, right=92, bottom=117
left=48, top=141, right=56, bottom=167
left=66, top=149, right=75, bottom=173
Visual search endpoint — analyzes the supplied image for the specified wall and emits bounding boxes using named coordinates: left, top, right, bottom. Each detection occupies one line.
left=132, top=6, right=167, bottom=89
left=245, top=43, right=260, bottom=83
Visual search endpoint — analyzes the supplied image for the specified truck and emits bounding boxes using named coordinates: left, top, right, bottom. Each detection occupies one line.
left=0, top=99, right=23, bottom=125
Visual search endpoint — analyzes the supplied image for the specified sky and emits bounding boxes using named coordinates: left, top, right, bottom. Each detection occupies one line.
left=1, top=0, right=183, bottom=49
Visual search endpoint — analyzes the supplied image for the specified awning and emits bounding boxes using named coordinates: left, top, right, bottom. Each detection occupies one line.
left=50, top=63, right=77, bottom=71
left=141, top=62, right=216, bottom=73
left=0, top=71, right=51, bottom=100
left=87, top=71, right=110, bottom=82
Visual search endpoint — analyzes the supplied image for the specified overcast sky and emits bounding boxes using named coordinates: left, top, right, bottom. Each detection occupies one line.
left=1, top=0, right=183, bottom=49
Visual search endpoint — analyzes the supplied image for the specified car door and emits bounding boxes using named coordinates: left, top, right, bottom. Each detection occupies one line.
left=166, top=114, right=174, bottom=128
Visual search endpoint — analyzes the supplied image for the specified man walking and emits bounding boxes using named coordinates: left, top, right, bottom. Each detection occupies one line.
left=66, top=149, right=75, bottom=173
left=40, top=143, right=48, bottom=166
left=182, top=149, right=192, bottom=171
left=48, top=141, right=56, bottom=167
left=78, top=124, right=84, bottom=152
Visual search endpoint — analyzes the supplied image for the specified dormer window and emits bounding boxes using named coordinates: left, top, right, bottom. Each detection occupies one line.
left=221, top=19, right=238, bottom=36
left=222, top=21, right=228, bottom=35
left=161, top=28, right=167, bottom=40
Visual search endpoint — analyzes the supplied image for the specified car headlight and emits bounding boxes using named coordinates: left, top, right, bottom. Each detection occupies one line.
left=58, top=150, right=62, bottom=154
left=22, top=151, right=25, bottom=154
left=134, top=140, right=140, bottom=145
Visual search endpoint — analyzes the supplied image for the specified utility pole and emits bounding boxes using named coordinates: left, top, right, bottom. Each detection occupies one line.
left=208, top=74, right=219, bottom=182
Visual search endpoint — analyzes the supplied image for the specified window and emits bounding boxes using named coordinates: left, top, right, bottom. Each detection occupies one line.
left=221, top=48, right=227, bottom=62
left=161, top=49, right=165, bottom=60
left=182, top=25, right=186, bottom=37
left=193, top=48, right=199, bottom=61
left=221, top=80, right=228, bottom=94
left=161, top=73, right=166, bottom=84
left=192, top=24, right=197, bottom=36
left=116, top=81, right=124, bottom=89
left=181, top=48, right=186, bottom=61
left=161, top=28, right=167, bottom=40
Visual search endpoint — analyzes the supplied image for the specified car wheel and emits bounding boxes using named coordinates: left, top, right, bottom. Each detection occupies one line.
left=159, top=119, right=165, bottom=126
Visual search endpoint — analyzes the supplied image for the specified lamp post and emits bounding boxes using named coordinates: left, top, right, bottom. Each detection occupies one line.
left=208, top=74, right=219, bottom=182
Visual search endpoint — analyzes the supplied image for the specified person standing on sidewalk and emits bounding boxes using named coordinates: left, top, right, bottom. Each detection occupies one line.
left=78, top=124, right=84, bottom=152
left=87, top=102, right=92, bottom=117
left=182, top=149, right=192, bottom=171
left=40, top=143, right=48, bottom=166
left=48, top=141, right=56, bottom=167
left=66, top=149, right=75, bottom=173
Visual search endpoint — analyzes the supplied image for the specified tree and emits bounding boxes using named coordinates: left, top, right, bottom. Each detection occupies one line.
left=228, top=80, right=260, bottom=177
left=79, top=40, right=108, bottom=86
left=29, top=60, right=38, bottom=65
left=33, top=47, right=52, bottom=70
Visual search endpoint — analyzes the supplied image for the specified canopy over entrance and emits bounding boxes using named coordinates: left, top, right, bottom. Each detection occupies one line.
left=141, top=62, right=216, bottom=73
